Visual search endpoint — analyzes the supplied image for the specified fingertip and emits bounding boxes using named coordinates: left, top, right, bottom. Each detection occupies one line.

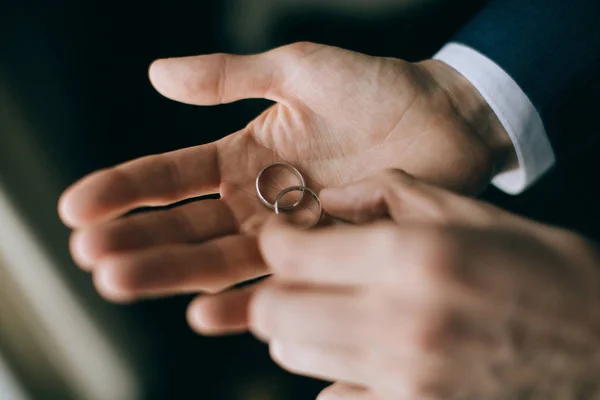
left=187, top=287, right=254, bottom=336
left=58, top=188, right=79, bottom=228
left=147, top=58, right=161, bottom=77
left=148, top=58, right=169, bottom=94
left=57, top=170, right=117, bottom=228
left=69, top=230, right=96, bottom=271
left=186, top=298, right=219, bottom=335
left=147, top=55, right=214, bottom=105
left=93, top=261, right=136, bottom=304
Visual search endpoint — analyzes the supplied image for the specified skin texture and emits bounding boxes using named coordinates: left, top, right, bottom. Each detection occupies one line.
left=56, top=42, right=599, bottom=399
left=59, top=42, right=512, bottom=304
left=250, top=170, right=600, bottom=400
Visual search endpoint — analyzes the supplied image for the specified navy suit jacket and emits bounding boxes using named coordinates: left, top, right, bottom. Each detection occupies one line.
left=454, top=0, right=600, bottom=164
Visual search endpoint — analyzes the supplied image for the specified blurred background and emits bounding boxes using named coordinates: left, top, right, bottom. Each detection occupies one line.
left=1, top=0, right=598, bottom=399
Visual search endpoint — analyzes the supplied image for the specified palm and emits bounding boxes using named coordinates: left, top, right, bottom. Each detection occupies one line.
left=59, top=42, right=491, bottom=312
left=215, top=44, right=490, bottom=229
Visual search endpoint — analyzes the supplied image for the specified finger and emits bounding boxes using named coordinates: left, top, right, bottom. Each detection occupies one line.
left=317, top=383, right=377, bottom=400
left=260, top=216, right=586, bottom=317
left=249, top=281, right=448, bottom=360
left=148, top=42, right=324, bottom=106
left=58, top=142, right=220, bottom=228
left=264, top=218, right=597, bottom=323
left=270, top=340, right=368, bottom=387
left=315, top=356, right=450, bottom=400
left=187, top=283, right=261, bottom=335
left=319, top=169, right=414, bottom=224
left=249, top=283, right=367, bottom=347
left=70, top=199, right=236, bottom=270
left=258, top=216, right=435, bottom=290
left=92, top=235, right=266, bottom=303
left=276, top=342, right=445, bottom=400
left=320, top=169, right=501, bottom=226
left=149, top=53, right=277, bottom=105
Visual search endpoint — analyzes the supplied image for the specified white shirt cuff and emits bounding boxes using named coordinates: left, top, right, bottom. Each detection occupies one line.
left=433, top=43, right=555, bottom=194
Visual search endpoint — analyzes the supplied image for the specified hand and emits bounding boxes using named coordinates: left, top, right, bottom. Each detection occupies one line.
left=250, top=170, right=600, bottom=400
left=58, top=42, right=512, bottom=312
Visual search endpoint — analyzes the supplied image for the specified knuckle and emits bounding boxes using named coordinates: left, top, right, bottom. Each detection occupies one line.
left=369, top=222, right=403, bottom=260
left=102, top=167, right=136, bottom=200
left=214, top=53, right=228, bottom=104
left=186, top=53, right=228, bottom=103
left=412, top=307, right=455, bottom=353
left=283, top=41, right=319, bottom=54
left=158, top=155, right=185, bottom=200
left=370, top=295, right=455, bottom=355
left=171, top=205, right=199, bottom=241
left=273, top=41, right=323, bottom=62
left=417, top=228, right=463, bottom=285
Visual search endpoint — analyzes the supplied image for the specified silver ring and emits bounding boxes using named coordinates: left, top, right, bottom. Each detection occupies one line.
left=274, top=186, right=323, bottom=229
left=256, top=162, right=306, bottom=211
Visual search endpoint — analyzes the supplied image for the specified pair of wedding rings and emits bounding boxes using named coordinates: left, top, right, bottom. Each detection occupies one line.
left=255, top=162, right=323, bottom=228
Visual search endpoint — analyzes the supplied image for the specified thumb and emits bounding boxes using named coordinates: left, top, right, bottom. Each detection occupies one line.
left=320, top=169, right=498, bottom=226
left=319, top=169, right=418, bottom=224
left=148, top=42, right=322, bottom=106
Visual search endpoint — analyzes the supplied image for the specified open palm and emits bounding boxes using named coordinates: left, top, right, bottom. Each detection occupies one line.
left=59, top=42, right=496, bottom=320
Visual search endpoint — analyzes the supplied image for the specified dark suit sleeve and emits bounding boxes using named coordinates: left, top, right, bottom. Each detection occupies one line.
left=453, top=0, right=600, bottom=162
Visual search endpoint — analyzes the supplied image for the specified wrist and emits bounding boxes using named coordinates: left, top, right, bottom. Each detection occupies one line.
left=417, top=59, right=518, bottom=176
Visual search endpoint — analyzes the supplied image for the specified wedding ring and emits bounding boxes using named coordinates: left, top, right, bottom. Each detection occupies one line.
left=256, top=162, right=306, bottom=211
left=274, top=185, right=323, bottom=228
